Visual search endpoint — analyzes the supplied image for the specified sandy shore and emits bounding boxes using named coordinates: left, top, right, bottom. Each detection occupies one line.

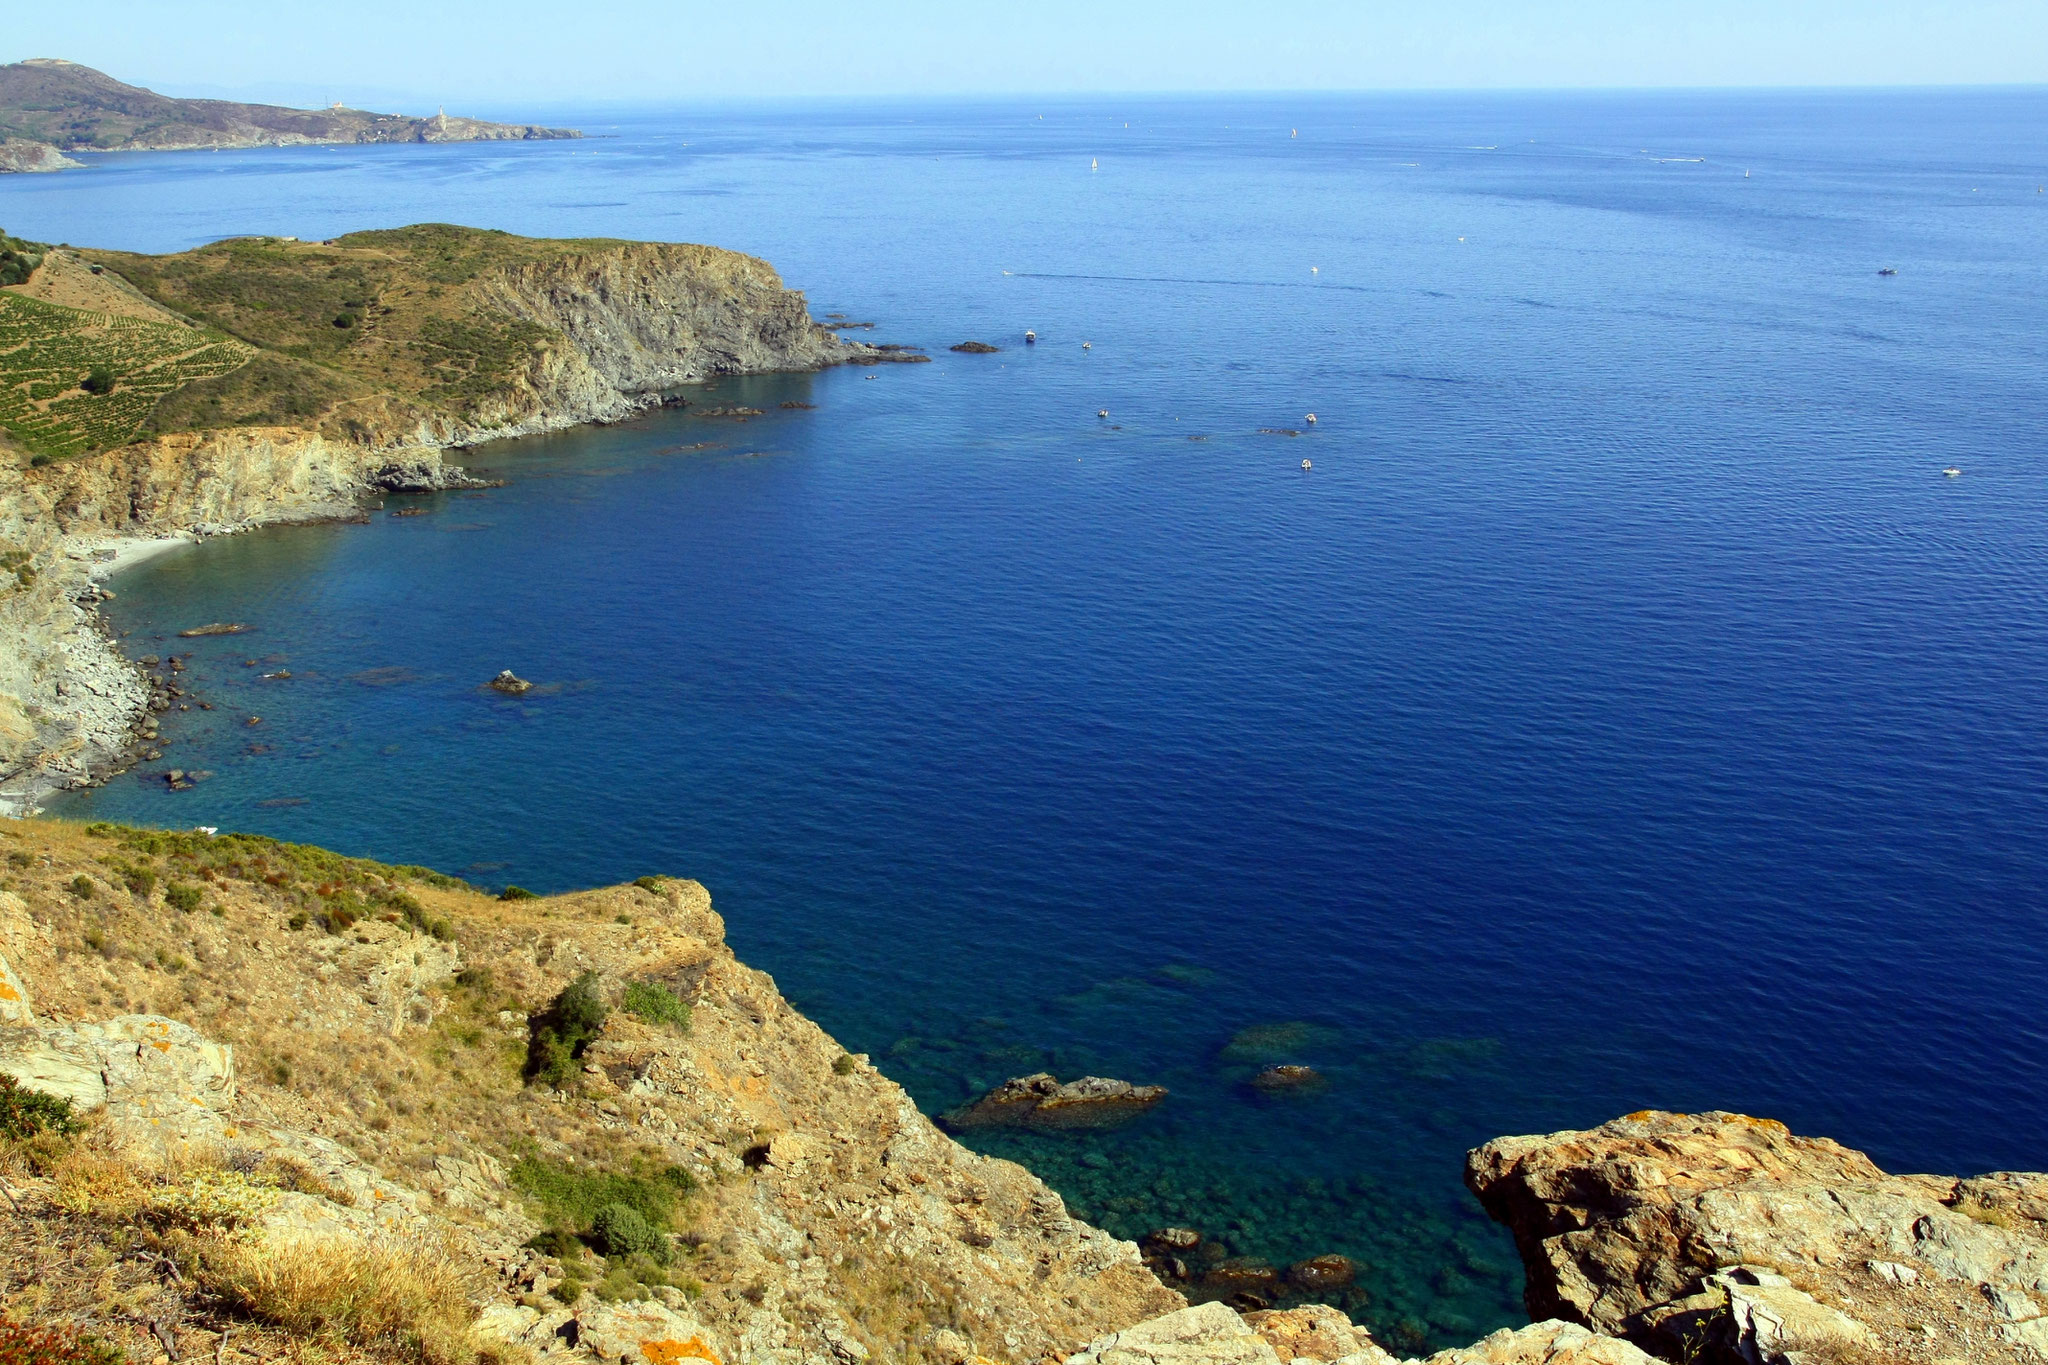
left=79, top=532, right=198, bottom=581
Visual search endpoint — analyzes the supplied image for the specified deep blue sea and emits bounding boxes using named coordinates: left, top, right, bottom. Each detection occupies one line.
left=8, top=89, right=2048, bottom=1350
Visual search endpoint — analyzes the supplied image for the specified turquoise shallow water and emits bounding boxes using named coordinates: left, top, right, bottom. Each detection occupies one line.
left=9, top=89, right=2048, bottom=1350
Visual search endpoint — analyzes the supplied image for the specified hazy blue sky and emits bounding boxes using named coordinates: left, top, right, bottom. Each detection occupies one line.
left=6, top=1, right=2044, bottom=109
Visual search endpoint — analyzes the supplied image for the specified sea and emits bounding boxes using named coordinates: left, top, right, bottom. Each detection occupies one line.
left=6, top=88, right=2047, bottom=1352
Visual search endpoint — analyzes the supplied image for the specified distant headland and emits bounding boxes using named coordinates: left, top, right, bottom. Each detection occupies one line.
left=0, top=58, right=578, bottom=172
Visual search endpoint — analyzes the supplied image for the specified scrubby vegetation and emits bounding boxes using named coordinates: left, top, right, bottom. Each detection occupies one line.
left=85, top=225, right=636, bottom=438
left=621, top=978, right=692, bottom=1031
left=525, top=970, right=608, bottom=1086
left=78, top=821, right=464, bottom=935
left=512, top=1153, right=698, bottom=1303
left=0, top=291, right=251, bottom=459
left=0, top=228, right=40, bottom=288
left=0, top=1074, right=79, bottom=1141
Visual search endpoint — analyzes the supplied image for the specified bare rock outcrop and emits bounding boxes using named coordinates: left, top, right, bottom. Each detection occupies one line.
left=0, top=137, right=80, bottom=172
left=1468, top=1109, right=2048, bottom=1363
left=939, top=1073, right=1169, bottom=1131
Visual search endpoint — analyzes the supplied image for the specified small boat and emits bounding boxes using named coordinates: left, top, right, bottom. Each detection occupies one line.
left=1301, top=459, right=1312, bottom=471
left=1943, top=467, right=1962, bottom=477
left=1098, top=409, right=1109, bottom=419
left=1311, top=266, right=1319, bottom=274
left=1305, top=413, right=1317, bottom=425
left=1082, top=342, right=1092, bottom=350
left=1025, top=331, right=1036, bottom=344
left=1878, top=268, right=1898, bottom=277
left=1091, top=158, right=1099, bottom=171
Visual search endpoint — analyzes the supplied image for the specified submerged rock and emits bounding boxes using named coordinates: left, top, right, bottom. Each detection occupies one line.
left=938, top=1071, right=1168, bottom=1131
left=1286, top=1253, right=1356, bottom=1291
left=177, top=622, right=250, bottom=637
left=951, top=341, right=1001, bottom=353
left=1250, top=1063, right=1324, bottom=1091
left=488, top=669, right=532, bottom=695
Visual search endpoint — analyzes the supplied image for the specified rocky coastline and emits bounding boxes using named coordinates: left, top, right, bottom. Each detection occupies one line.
left=0, top=235, right=892, bottom=815
left=3, top=818, right=2033, bottom=1364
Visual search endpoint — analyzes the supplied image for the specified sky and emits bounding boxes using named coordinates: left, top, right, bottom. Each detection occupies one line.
left=4, top=0, right=2044, bottom=110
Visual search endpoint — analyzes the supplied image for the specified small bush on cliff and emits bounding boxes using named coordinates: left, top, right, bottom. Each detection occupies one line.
left=0, top=1074, right=80, bottom=1141
left=79, top=366, right=116, bottom=395
left=499, top=885, right=537, bottom=901
left=524, top=971, right=608, bottom=1086
left=507, top=1154, right=693, bottom=1235
left=620, top=979, right=690, bottom=1032
left=165, top=882, right=203, bottom=913
left=590, top=1202, right=669, bottom=1264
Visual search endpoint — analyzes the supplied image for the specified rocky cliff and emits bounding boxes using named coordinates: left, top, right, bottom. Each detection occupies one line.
left=1469, top=1109, right=2048, bottom=1363
left=0, top=819, right=1179, bottom=1364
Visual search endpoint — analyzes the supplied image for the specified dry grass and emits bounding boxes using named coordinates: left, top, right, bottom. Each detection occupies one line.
left=189, top=1231, right=487, bottom=1365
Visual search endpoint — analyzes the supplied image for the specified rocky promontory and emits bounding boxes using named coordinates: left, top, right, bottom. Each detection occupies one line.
left=0, top=226, right=899, bottom=813
left=0, top=58, right=578, bottom=166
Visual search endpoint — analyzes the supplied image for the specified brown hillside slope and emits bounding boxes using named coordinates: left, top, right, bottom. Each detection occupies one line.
left=0, top=817, right=1179, bottom=1364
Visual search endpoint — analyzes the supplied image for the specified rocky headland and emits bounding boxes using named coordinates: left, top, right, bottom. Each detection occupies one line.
left=1, top=818, right=2037, bottom=1365
left=0, top=226, right=897, bottom=814
left=0, top=59, right=577, bottom=172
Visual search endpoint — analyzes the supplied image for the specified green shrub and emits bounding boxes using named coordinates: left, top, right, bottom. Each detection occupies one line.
left=164, top=882, right=203, bottom=913
left=0, top=1074, right=79, bottom=1140
left=833, top=1053, right=858, bottom=1076
left=333, top=312, right=357, bottom=329
left=68, top=874, right=94, bottom=899
left=620, top=979, right=690, bottom=1031
left=500, top=885, right=537, bottom=901
left=507, top=1154, right=694, bottom=1233
left=632, top=876, right=667, bottom=891
left=590, top=1203, right=669, bottom=1263
left=121, top=865, right=158, bottom=898
left=79, top=366, right=116, bottom=395
left=524, top=971, right=608, bottom=1086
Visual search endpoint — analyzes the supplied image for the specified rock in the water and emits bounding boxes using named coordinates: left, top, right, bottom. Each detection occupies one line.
left=1417, top=1321, right=1658, bottom=1365
left=488, top=669, right=533, bottom=694
left=177, top=622, right=251, bottom=637
left=938, top=1072, right=1168, bottom=1131
left=1065, top=1301, right=1281, bottom=1365
left=951, top=341, right=1001, bottom=353
left=1285, top=1253, right=1356, bottom=1291
left=1250, top=1064, right=1324, bottom=1091
left=1468, top=1109, right=2048, bottom=1364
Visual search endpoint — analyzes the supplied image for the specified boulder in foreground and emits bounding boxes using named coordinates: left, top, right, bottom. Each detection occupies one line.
left=1469, top=1108, right=2048, bottom=1363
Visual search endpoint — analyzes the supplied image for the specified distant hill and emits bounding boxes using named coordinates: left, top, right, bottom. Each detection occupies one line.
left=0, top=58, right=578, bottom=166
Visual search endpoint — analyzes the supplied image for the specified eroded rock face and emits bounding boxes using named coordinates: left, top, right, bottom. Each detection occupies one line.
left=1065, top=1301, right=1282, bottom=1365
left=1468, top=1109, right=2048, bottom=1363
left=939, top=1072, right=1169, bottom=1131
left=1243, top=1304, right=1395, bottom=1364
left=1416, top=1320, right=1658, bottom=1365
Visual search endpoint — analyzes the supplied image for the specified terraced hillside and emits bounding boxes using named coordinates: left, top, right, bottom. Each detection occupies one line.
left=0, top=290, right=252, bottom=459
